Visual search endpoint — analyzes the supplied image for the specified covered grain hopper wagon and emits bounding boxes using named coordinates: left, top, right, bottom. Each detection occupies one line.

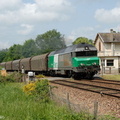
left=12, top=59, right=21, bottom=71
left=31, top=53, right=49, bottom=74
left=20, top=57, right=32, bottom=72
left=0, top=62, right=6, bottom=70
left=6, top=61, right=12, bottom=71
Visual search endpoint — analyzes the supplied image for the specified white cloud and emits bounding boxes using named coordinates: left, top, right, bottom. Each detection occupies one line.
left=73, top=0, right=103, bottom=4
left=65, top=26, right=96, bottom=46
left=70, top=27, right=95, bottom=38
left=102, top=25, right=120, bottom=33
left=0, top=0, right=73, bottom=49
left=35, top=0, right=71, bottom=10
left=18, top=24, right=34, bottom=35
left=0, top=0, right=72, bottom=25
left=0, top=0, right=21, bottom=9
left=95, top=7, right=120, bottom=23
left=65, top=34, right=75, bottom=46
left=0, top=41, right=9, bottom=49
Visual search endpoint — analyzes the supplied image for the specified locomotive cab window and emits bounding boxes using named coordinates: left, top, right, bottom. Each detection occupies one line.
left=75, top=51, right=97, bottom=57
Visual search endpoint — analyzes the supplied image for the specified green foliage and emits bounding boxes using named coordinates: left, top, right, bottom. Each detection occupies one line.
left=36, top=29, right=66, bottom=54
left=35, top=79, right=50, bottom=102
left=3, top=44, right=23, bottom=61
left=0, top=74, right=15, bottom=83
left=0, top=83, right=119, bottom=120
left=23, top=79, right=50, bottom=102
left=99, top=115, right=119, bottom=120
left=8, top=72, right=22, bottom=82
left=73, top=37, right=94, bottom=45
left=0, top=49, right=8, bottom=62
left=35, top=74, right=45, bottom=78
left=0, top=72, right=22, bottom=83
left=0, top=29, right=66, bottom=62
left=0, top=83, right=90, bottom=120
left=0, top=75, right=6, bottom=83
left=0, top=66, right=2, bottom=70
left=22, top=39, right=39, bottom=58
left=62, top=112, right=90, bottom=120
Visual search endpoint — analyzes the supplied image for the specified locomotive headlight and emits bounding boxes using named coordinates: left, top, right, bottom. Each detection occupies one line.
left=80, top=63, right=85, bottom=66
left=93, top=62, right=96, bottom=65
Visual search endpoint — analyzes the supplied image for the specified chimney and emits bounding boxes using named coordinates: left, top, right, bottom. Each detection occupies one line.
left=110, top=29, right=113, bottom=33
left=110, top=29, right=116, bottom=33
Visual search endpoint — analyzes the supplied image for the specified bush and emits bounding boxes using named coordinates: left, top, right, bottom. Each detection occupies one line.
left=0, top=72, right=22, bottom=83
left=23, top=82, right=36, bottom=95
left=0, top=75, right=6, bottom=83
left=35, top=74, right=45, bottom=78
left=23, top=79, right=50, bottom=102
left=35, top=79, right=49, bottom=102
left=9, top=72, right=23, bottom=82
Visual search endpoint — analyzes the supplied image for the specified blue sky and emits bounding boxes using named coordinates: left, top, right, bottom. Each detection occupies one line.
left=0, top=0, right=120, bottom=49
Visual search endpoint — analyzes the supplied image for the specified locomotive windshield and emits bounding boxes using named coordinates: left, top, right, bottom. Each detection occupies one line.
left=75, top=51, right=97, bottom=57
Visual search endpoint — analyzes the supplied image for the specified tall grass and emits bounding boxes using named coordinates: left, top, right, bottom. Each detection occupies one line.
left=0, top=80, right=119, bottom=120
left=0, top=83, right=92, bottom=120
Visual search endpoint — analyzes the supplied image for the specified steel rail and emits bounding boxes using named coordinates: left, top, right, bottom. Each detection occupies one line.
left=54, top=80, right=120, bottom=92
left=50, top=80, right=120, bottom=98
left=94, top=78, right=120, bottom=83
left=82, top=80, right=120, bottom=86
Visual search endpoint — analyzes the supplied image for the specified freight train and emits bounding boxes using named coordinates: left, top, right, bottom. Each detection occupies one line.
left=0, top=43, right=100, bottom=80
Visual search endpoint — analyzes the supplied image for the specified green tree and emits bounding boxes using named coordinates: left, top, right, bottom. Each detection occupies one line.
left=22, top=39, right=39, bottom=58
left=73, top=37, right=94, bottom=45
left=35, top=29, right=66, bottom=54
left=4, top=44, right=23, bottom=61
left=0, top=49, right=8, bottom=62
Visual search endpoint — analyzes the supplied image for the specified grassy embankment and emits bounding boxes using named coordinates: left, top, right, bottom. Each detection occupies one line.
left=0, top=82, right=92, bottom=120
left=102, top=75, right=120, bottom=80
left=0, top=72, right=119, bottom=120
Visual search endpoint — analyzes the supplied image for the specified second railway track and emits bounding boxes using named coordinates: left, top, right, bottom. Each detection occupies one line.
left=50, top=79, right=120, bottom=98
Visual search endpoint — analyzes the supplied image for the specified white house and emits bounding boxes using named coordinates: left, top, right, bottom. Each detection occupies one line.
left=94, top=30, right=120, bottom=74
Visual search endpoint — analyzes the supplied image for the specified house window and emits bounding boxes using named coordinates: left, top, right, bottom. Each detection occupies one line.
left=107, top=60, right=114, bottom=66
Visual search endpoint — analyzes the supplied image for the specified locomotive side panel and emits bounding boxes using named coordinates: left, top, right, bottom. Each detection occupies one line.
left=48, top=53, right=72, bottom=70
left=48, top=55, right=54, bottom=69
left=58, top=53, right=72, bottom=70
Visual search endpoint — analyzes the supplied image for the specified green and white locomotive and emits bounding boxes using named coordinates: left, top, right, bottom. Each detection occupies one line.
left=48, top=43, right=100, bottom=79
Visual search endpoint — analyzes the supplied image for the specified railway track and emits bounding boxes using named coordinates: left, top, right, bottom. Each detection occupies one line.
left=93, top=77, right=120, bottom=83
left=80, top=79, right=120, bottom=86
left=50, top=80, right=120, bottom=98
